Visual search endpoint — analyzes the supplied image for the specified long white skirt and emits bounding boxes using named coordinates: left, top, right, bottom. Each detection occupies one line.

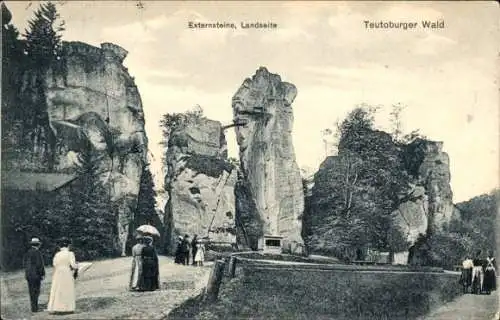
left=47, top=266, right=76, bottom=312
left=472, top=266, right=484, bottom=291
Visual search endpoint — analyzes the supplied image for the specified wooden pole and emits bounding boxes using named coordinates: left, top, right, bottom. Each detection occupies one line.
left=204, top=259, right=226, bottom=302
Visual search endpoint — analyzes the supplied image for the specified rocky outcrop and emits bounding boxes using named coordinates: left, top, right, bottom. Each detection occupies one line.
left=391, top=185, right=429, bottom=247
left=395, top=139, right=460, bottom=238
left=305, top=132, right=459, bottom=257
left=232, top=67, right=304, bottom=250
left=2, top=40, right=148, bottom=256
left=163, top=115, right=236, bottom=253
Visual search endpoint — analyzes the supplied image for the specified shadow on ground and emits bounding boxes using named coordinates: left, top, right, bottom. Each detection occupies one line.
left=76, top=296, right=119, bottom=312
left=167, top=293, right=205, bottom=320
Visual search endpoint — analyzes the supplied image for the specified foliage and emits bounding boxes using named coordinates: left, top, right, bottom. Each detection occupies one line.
left=159, top=106, right=205, bottom=167
left=129, top=167, right=164, bottom=252
left=306, top=105, right=413, bottom=258
left=23, top=1, right=65, bottom=69
left=2, top=2, right=66, bottom=171
left=70, top=142, right=118, bottom=260
left=234, top=176, right=264, bottom=250
left=134, top=167, right=158, bottom=225
left=159, top=106, right=204, bottom=146
left=185, top=155, right=234, bottom=178
left=227, top=157, right=239, bottom=168
left=425, top=190, right=498, bottom=268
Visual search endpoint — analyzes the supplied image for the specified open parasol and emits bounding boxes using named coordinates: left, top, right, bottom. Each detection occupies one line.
left=136, top=224, right=160, bottom=237
left=74, top=262, right=93, bottom=279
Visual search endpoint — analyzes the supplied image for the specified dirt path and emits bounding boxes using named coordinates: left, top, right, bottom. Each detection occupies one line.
left=1, top=256, right=212, bottom=320
left=421, top=291, right=499, bottom=320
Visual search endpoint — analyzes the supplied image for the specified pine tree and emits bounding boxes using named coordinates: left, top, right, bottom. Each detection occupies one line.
left=134, top=167, right=158, bottom=226
left=22, top=1, right=65, bottom=166
left=71, top=142, right=117, bottom=260
left=24, top=1, right=65, bottom=69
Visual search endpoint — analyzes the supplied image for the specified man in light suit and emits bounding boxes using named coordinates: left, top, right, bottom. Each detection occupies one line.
left=23, top=237, right=45, bottom=312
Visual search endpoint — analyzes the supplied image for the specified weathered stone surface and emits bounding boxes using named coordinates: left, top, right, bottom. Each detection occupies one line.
left=391, top=185, right=429, bottom=246
left=400, top=139, right=459, bottom=233
left=164, top=116, right=236, bottom=253
left=232, top=67, right=304, bottom=249
left=305, top=132, right=459, bottom=259
left=414, top=140, right=457, bottom=230
left=2, top=41, right=148, bottom=256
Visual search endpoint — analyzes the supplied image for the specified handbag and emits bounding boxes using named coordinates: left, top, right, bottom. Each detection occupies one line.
left=72, top=267, right=78, bottom=279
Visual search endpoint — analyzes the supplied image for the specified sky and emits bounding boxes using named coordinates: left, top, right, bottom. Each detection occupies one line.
left=7, top=1, right=499, bottom=202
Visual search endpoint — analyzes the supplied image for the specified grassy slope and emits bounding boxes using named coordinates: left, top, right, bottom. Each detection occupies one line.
left=169, top=266, right=469, bottom=320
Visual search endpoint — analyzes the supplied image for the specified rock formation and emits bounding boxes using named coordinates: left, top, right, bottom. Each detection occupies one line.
left=2, top=40, right=148, bottom=256
left=393, top=139, right=460, bottom=244
left=163, top=115, right=237, bottom=253
left=305, top=133, right=460, bottom=258
left=232, top=67, right=304, bottom=251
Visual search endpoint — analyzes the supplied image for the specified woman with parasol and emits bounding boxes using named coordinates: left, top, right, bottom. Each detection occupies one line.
left=129, top=234, right=145, bottom=291
left=134, top=225, right=160, bottom=291
left=139, top=236, right=160, bottom=291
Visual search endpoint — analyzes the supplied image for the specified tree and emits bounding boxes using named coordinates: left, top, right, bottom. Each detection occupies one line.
left=71, top=142, right=117, bottom=260
left=134, top=167, right=158, bottom=226
left=24, top=1, right=65, bottom=68
left=389, top=103, right=405, bottom=142
left=19, top=2, right=65, bottom=168
left=306, top=105, right=412, bottom=257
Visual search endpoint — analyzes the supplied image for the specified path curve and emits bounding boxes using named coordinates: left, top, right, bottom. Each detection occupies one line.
left=421, top=291, right=499, bottom=320
left=1, top=256, right=212, bottom=320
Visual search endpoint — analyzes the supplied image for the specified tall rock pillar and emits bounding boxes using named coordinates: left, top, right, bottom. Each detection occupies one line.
left=232, top=67, right=304, bottom=251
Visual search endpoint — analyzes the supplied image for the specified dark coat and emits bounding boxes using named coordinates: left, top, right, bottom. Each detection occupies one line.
left=24, top=247, right=45, bottom=280
left=140, top=245, right=159, bottom=291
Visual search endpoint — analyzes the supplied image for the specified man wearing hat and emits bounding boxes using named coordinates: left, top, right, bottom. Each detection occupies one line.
left=23, top=237, right=45, bottom=312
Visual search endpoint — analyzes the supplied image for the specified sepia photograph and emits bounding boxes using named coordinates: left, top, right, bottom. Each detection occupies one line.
left=1, top=1, right=499, bottom=319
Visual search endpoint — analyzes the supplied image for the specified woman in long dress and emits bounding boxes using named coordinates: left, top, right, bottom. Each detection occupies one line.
left=174, top=236, right=183, bottom=264
left=140, top=236, right=159, bottom=291
left=460, top=255, right=474, bottom=293
left=129, top=236, right=145, bottom=291
left=472, top=250, right=485, bottom=294
left=194, top=240, right=205, bottom=266
left=483, top=251, right=496, bottom=294
left=47, top=238, right=78, bottom=314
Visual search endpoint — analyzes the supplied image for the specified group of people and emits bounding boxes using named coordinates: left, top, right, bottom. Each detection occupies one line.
left=23, top=234, right=161, bottom=315
left=174, top=234, right=206, bottom=266
left=23, top=237, right=79, bottom=314
left=129, top=235, right=160, bottom=292
left=460, top=250, right=496, bottom=295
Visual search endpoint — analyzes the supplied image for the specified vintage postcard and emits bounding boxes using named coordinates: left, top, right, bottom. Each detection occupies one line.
left=1, top=1, right=499, bottom=319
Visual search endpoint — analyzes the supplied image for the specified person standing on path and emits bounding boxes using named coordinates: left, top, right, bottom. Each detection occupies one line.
left=129, top=235, right=145, bottom=291
left=181, top=235, right=191, bottom=266
left=460, top=254, right=474, bottom=293
left=23, top=237, right=45, bottom=313
left=47, top=238, right=78, bottom=314
left=472, top=250, right=485, bottom=294
left=483, top=251, right=496, bottom=294
left=174, top=236, right=184, bottom=264
left=194, top=239, right=205, bottom=266
left=191, top=235, right=198, bottom=266
left=139, top=236, right=159, bottom=291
